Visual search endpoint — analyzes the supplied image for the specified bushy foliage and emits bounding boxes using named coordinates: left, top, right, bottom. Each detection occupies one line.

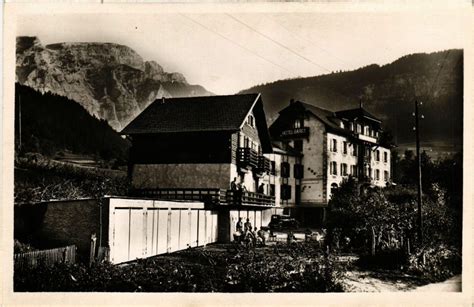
left=408, top=244, right=461, bottom=282
left=326, top=178, right=417, bottom=255
left=14, top=155, right=129, bottom=203
left=15, top=243, right=344, bottom=292
left=327, top=157, right=462, bottom=281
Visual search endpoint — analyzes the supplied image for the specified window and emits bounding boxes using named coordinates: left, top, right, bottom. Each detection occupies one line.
left=375, top=169, right=380, bottom=180
left=270, top=184, right=275, bottom=196
left=341, top=163, right=348, bottom=176
left=331, top=139, right=337, bottom=152
left=294, top=164, right=304, bottom=179
left=384, top=171, right=389, bottom=182
left=330, top=183, right=338, bottom=195
left=247, top=114, right=255, bottom=127
left=352, top=144, right=357, bottom=156
left=281, top=162, right=290, bottom=178
left=350, top=165, right=358, bottom=176
left=364, top=126, right=370, bottom=135
left=330, top=161, right=338, bottom=175
left=365, top=166, right=370, bottom=178
left=357, top=124, right=362, bottom=134
left=294, top=140, right=303, bottom=152
left=349, top=122, right=354, bottom=131
left=365, top=147, right=370, bottom=157
left=384, top=151, right=388, bottom=163
left=376, top=150, right=380, bottom=161
left=270, top=161, right=276, bottom=175
left=343, top=141, right=348, bottom=154
left=294, top=119, right=302, bottom=129
left=280, top=184, right=291, bottom=200
left=244, top=136, right=250, bottom=148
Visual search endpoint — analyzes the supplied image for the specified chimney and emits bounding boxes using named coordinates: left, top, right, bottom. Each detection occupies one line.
left=290, top=98, right=295, bottom=105
left=359, top=99, right=363, bottom=109
left=162, top=96, right=166, bottom=104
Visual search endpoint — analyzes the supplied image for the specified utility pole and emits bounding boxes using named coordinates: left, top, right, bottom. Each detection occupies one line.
left=414, top=100, right=423, bottom=245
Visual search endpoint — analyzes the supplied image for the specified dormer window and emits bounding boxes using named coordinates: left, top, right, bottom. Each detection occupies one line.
left=293, top=119, right=302, bottom=129
left=247, top=114, right=255, bottom=127
left=364, top=126, right=370, bottom=135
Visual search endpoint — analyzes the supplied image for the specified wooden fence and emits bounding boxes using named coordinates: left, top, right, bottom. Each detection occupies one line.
left=14, top=245, right=76, bottom=269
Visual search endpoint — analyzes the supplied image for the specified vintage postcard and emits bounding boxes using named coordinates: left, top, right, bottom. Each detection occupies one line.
left=1, top=1, right=472, bottom=306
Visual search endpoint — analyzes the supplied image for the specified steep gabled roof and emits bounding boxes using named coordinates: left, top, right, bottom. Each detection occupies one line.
left=299, top=102, right=353, bottom=137
left=121, top=94, right=260, bottom=134
left=335, top=107, right=382, bottom=123
left=121, top=93, right=273, bottom=153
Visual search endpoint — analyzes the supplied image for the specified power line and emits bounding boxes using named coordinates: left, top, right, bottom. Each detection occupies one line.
left=426, top=50, right=451, bottom=99
left=267, top=16, right=350, bottom=68
left=226, top=14, right=332, bottom=73
left=180, top=14, right=297, bottom=75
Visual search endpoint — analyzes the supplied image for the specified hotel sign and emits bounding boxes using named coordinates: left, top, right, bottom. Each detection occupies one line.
left=280, top=127, right=309, bottom=139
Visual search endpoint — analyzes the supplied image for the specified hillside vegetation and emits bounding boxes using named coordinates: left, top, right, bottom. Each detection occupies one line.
left=15, top=83, right=130, bottom=162
left=240, top=50, right=463, bottom=147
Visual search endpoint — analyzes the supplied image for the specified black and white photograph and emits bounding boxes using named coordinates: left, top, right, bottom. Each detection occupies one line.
left=2, top=1, right=472, bottom=304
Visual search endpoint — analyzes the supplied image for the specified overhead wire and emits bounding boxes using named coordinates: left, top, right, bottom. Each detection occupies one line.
left=180, top=14, right=298, bottom=76
left=226, top=14, right=332, bottom=74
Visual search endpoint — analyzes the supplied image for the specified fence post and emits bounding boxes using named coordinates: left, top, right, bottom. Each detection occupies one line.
left=371, top=226, right=376, bottom=256
left=89, top=233, right=97, bottom=267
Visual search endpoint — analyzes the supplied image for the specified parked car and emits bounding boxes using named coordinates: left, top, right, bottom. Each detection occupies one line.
left=267, top=214, right=299, bottom=231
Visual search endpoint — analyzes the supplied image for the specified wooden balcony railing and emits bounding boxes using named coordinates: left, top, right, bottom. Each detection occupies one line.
left=226, top=190, right=275, bottom=207
left=130, top=188, right=275, bottom=207
left=131, top=188, right=227, bottom=203
left=237, top=147, right=259, bottom=168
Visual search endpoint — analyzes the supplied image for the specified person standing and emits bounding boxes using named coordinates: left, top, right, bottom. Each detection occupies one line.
left=236, top=217, right=243, bottom=232
left=258, top=183, right=265, bottom=194
left=230, top=177, right=237, bottom=190
left=244, top=218, right=252, bottom=233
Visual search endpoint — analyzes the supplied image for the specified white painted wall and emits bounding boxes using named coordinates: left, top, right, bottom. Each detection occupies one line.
left=107, top=198, right=218, bottom=264
left=326, top=132, right=359, bottom=201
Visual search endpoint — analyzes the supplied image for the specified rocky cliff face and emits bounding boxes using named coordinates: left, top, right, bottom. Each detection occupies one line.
left=16, top=36, right=212, bottom=130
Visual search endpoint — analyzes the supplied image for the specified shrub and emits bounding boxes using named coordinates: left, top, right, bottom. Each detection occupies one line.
left=14, top=243, right=345, bottom=292
left=407, top=244, right=461, bottom=282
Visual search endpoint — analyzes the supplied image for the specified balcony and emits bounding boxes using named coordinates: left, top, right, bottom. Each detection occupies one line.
left=131, top=188, right=227, bottom=203
left=237, top=147, right=258, bottom=168
left=226, top=190, right=275, bottom=207
left=130, top=188, right=275, bottom=207
left=256, top=155, right=271, bottom=174
left=280, top=127, right=309, bottom=139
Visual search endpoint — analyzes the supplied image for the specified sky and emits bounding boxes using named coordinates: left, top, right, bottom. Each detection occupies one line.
left=17, top=9, right=468, bottom=94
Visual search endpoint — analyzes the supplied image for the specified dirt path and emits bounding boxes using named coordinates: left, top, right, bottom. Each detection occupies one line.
left=411, top=275, right=461, bottom=292
left=343, top=270, right=461, bottom=292
left=343, top=270, right=426, bottom=292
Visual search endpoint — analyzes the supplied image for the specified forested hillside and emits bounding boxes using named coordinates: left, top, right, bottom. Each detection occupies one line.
left=15, top=83, right=130, bottom=162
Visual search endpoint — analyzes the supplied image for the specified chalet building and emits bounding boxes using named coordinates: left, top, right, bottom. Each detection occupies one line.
left=121, top=94, right=295, bottom=241
left=269, top=99, right=391, bottom=226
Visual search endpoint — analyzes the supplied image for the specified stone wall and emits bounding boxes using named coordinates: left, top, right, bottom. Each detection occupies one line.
left=14, top=199, right=104, bottom=259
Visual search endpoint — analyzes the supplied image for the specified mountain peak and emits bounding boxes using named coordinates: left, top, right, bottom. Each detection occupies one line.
left=16, top=36, right=212, bottom=130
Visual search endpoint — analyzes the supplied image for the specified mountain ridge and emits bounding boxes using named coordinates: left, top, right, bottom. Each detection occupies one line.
left=239, top=49, right=463, bottom=147
left=16, top=36, right=213, bottom=131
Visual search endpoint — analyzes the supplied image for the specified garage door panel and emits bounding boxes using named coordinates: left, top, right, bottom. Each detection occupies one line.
left=112, top=209, right=130, bottom=264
